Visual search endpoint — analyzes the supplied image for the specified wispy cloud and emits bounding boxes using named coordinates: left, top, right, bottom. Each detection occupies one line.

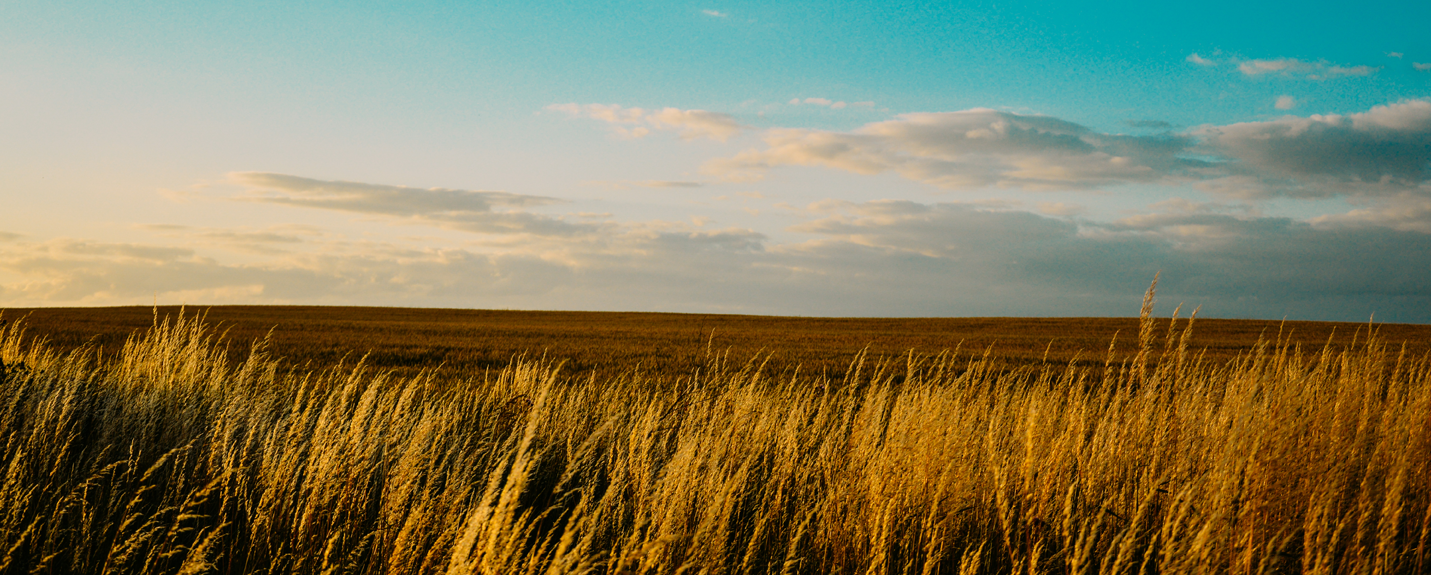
left=788, top=97, right=876, bottom=110
left=1236, top=58, right=1377, bottom=79
left=1188, top=53, right=1379, bottom=79
left=1186, top=53, right=1215, bottom=66
left=1127, top=120, right=1174, bottom=130
left=548, top=103, right=743, bottom=141
left=789, top=97, right=845, bottom=109
left=229, top=172, right=595, bottom=237
left=138, top=223, right=325, bottom=254
left=1275, top=95, right=1297, bottom=110
left=1416, top=62, right=1431, bottom=71
left=232, top=172, right=559, bottom=213
left=701, top=9, right=727, bottom=18
left=583, top=180, right=705, bottom=190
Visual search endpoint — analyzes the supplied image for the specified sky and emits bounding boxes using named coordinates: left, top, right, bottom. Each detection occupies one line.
left=3, top=0, right=1430, bottom=322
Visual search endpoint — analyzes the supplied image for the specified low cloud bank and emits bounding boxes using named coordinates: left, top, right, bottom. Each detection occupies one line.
left=6, top=194, right=1429, bottom=322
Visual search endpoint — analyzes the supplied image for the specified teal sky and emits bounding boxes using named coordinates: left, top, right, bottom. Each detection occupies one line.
left=4, top=1, right=1431, bottom=321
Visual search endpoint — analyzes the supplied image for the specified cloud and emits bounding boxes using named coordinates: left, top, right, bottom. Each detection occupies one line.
left=229, top=172, right=596, bottom=237
left=702, top=9, right=727, bottom=17
left=232, top=172, right=558, bottom=213
left=1275, top=95, right=1297, bottom=110
left=548, top=103, right=743, bottom=141
left=1237, top=58, right=1377, bottom=79
left=1416, top=63, right=1431, bottom=71
left=1389, top=52, right=1405, bottom=58
left=638, top=180, right=703, bottom=188
left=704, top=101, right=1431, bottom=198
left=584, top=180, right=705, bottom=190
left=789, top=97, right=853, bottom=110
left=139, top=224, right=324, bottom=255
left=1192, top=53, right=1380, bottom=80
left=0, top=237, right=576, bottom=306
left=774, top=200, right=1431, bottom=321
left=1126, top=120, right=1173, bottom=130
left=704, top=108, right=1193, bottom=189
left=1195, top=99, right=1431, bottom=195
left=1325, top=65, right=1378, bottom=77
left=0, top=232, right=21, bottom=242
left=8, top=194, right=1431, bottom=321
left=1036, top=202, right=1085, bottom=217
left=1310, top=193, right=1431, bottom=233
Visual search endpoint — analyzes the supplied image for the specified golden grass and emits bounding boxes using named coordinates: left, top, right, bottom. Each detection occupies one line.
left=1, top=292, right=1428, bottom=574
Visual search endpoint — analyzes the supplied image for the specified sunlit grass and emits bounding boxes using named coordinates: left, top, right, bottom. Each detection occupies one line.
left=1, top=288, right=1427, bottom=574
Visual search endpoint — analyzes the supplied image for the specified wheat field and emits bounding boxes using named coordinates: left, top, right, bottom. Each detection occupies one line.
left=1, top=293, right=1428, bottom=574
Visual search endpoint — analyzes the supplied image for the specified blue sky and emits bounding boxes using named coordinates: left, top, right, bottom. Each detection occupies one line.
left=3, top=1, right=1430, bottom=321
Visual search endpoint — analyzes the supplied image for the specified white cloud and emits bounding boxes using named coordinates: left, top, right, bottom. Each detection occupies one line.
left=548, top=103, right=743, bottom=141
left=704, top=108, right=1191, bottom=189
left=702, top=100, right=1431, bottom=208
left=702, top=9, right=727, bottom=18
left=1388, top=52, right=1405, bottom=58
left=1186, top=53, right=1215, bottom=66
left=1415, top=62, right=1431, bottom=71
left=790, top=97, right=852, bottom=109
left=1275, top=95, right=1297, bottom=110
left=1237, top=58, right=1377, bottom=79
left=1195, top=99, right=1431, bottom=195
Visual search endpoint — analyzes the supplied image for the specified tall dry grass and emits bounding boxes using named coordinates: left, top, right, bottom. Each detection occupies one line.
left=0, top=294, right=1428, bottom=574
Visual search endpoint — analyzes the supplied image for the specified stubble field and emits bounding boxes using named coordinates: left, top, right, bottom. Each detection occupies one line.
left=7, top=304, right=1431, bottom=381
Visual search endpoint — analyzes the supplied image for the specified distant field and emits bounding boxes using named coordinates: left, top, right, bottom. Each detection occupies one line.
left=4, top=306, right=1428, bottom=573
left=4, top=305, right=1429, bottom=380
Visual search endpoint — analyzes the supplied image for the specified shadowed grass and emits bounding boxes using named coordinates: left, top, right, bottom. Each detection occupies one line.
left=1, top=294, right=1428, bottom=574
